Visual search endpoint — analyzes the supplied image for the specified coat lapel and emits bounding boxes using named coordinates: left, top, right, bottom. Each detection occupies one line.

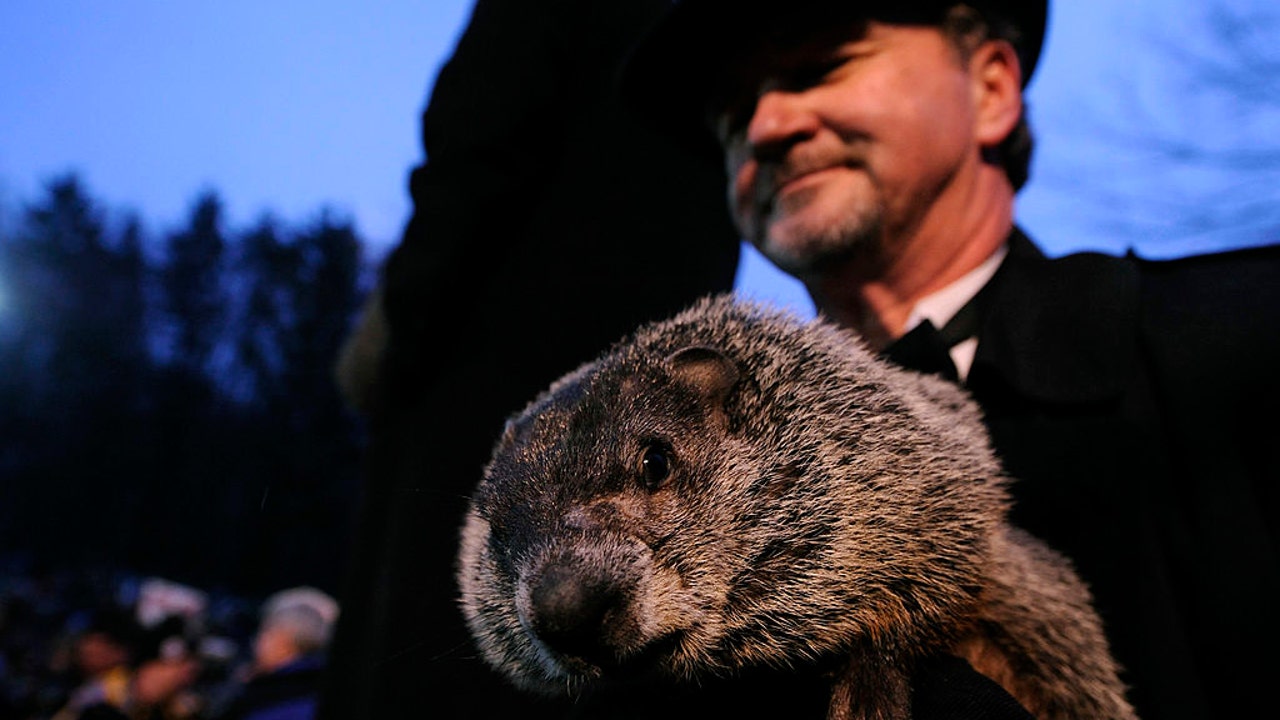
left=968, top=229, right=1140, bottom=406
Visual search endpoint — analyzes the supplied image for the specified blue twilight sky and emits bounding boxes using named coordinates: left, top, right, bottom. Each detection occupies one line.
left=1, top=1, right=1276, bottom=319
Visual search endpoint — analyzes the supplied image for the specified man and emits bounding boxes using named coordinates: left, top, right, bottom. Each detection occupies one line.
left=51, top=609, right=141, bottom=720
left=620, top=1, right=1280, bottom=719
left=52, top=609, right=202, bottom=720
left=218, top=587, right=338, bottom=720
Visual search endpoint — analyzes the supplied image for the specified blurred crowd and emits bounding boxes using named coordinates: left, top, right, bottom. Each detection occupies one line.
left=0, top=555, right=337, bottom=720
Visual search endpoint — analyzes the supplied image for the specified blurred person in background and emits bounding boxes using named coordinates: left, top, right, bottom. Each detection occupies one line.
left=123, top=650, right=202, bottom=720
left=49, top=608, right=142, bottom=720
left=213, top=588, right=336, bottom=720
left=51, top=609, right=201, bottom=720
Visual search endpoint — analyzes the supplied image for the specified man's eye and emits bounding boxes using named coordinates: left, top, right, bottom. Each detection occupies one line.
left=639, top=445, right=674, bottom=490
left=787, top=57, right=847, bottom=89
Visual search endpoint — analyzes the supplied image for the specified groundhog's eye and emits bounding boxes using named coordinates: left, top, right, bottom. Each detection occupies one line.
left=639, top=445, right=673, bottom=490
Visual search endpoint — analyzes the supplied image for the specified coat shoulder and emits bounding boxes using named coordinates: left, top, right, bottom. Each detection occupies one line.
left=1131, top=243, right=1280, bottom=354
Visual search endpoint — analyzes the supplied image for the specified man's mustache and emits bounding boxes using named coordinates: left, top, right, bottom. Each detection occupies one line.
left=751, top=153, right=867, bottom=210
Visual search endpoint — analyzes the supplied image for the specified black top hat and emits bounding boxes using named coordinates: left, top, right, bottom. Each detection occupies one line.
left=619, top=0, right=1049, bottom=158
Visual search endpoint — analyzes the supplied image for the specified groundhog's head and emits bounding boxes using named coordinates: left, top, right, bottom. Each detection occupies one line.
left=457, top=296, right=1008, bottom=696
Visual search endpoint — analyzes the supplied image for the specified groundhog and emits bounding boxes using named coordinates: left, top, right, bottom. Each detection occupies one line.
left=457, top=294, right=1137, bottom=720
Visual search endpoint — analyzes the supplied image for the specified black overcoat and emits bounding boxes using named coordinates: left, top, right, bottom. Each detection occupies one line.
left=966, top=230, right=1280, bottom=720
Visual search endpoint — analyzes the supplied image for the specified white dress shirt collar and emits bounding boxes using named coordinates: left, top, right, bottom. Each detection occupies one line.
left=902, top=243, right=1008, bottom=382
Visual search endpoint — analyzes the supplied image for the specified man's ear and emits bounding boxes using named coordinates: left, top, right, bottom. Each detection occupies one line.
left=970, top=39, right=1023, bottom=148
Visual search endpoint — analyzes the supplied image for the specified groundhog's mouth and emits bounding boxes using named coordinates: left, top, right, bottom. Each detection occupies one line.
left=628, top=629, right=690, bottom=674
left=548, top=629, right=690, bottom=685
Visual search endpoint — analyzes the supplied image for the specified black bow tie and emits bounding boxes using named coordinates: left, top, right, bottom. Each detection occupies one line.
left=882, top=283, right=989, bottom=382
left=884, top=320, right=961, bottom=381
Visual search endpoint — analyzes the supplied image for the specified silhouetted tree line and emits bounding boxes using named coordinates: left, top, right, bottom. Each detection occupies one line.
left=0, top=174, right=370, bottom=597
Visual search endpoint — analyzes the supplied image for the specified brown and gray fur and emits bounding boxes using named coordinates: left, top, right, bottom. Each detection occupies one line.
left=457, top=295, right=1136, bottom=720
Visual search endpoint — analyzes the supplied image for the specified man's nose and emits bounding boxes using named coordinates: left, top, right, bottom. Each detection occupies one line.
left=746, top=87, right=817, bottom=160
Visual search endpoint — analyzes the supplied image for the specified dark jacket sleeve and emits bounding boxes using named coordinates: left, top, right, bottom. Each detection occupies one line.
left=318, top=2, right=741, bottom=719
left=381, top=0, right=741, bottom=391
left=911, top=655, right=1035, bottom=720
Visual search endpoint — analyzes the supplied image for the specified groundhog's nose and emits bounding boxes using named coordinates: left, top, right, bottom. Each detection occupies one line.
left=528, top=559, right=624, bottom=666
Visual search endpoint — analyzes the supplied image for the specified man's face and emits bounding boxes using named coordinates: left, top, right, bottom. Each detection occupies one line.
left=709, top=19, right=980, bottom=277
left=253, top=624, right=297, bottom=673
left=76, top=631, right=131, bottom=676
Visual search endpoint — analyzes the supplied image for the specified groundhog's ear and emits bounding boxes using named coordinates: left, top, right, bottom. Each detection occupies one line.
left=665, top=346, right=739, bottom=409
